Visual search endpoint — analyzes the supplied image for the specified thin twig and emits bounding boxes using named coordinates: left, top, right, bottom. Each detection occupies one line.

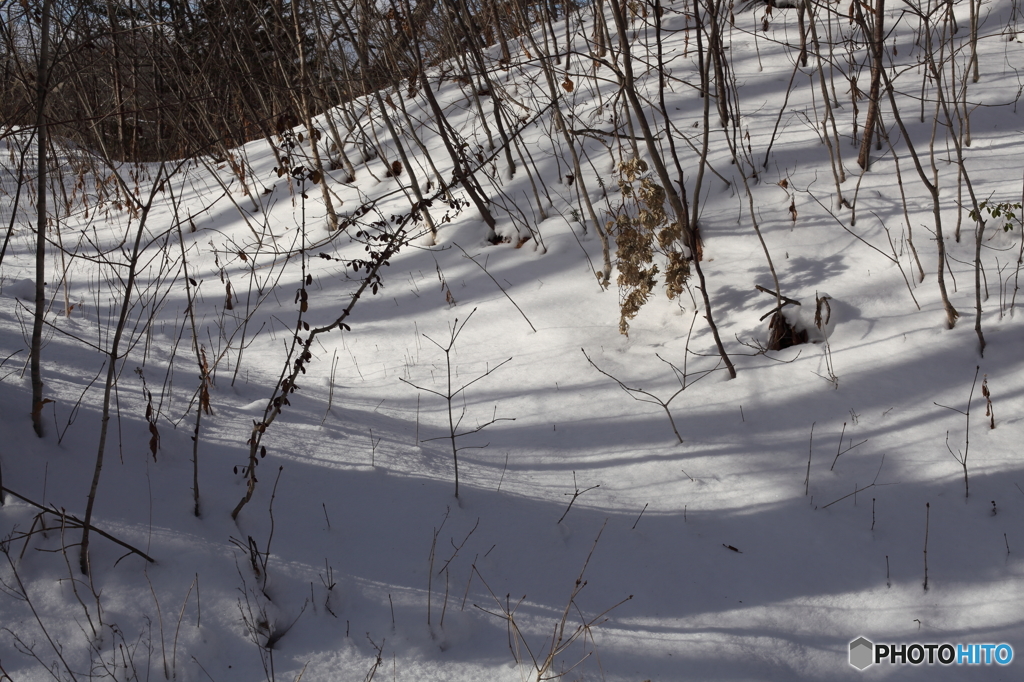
left=453, top=242, right=536, bottom=332
left=923, top=502, right=930, bottom=591
left=831, top=423, right=868, bottom=471
left=805, top=422, right=815, bottom=495
left=822, top=454, right=889, bottom=508
left=557, top=471, right=600, bottom=524
left=1, top=486, right=154, bottom=563
left=632, top=503, right=648, bottom=530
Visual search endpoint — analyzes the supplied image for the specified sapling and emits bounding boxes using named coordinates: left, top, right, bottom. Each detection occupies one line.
left=368, top=428, right=381, bottom=467
left=317, top=561, right=337, bottom=618
left=234, top=182, right=454, bottom=519
left=176, top=218, right=214, bottom=515
left=879, top=65, right=959, bottom=329
left=400, top=308, right=513, bottom=498
left=363, top=635, right=385, bottom=682
left=436, top=518, right=479, bottom=631
left=29, top=0, right=53, bottom=439
left=831, top=422, right=868, bottom=470
left=632, top=503, right=648, bottom=530
left=171, top=574, right=200, bottom=679
left=583, top=344, right=720, bottom=444
left=78, top=157, right=186, bottom=574
left=460, top=554, right=478, bottom=611
left=923, top=502, right=931, bottom=591
left=321, top=349, right=339, bottom=426
left=426, top=507, right=450, bottom=628
left=854, top=0, right=885, bottom=170
left=935, top=366, right=980, bottom=498
left=232, top=467, right=308, bottom=682
left=558, top=471, right=600, bottom=525
left=496, top=452, right=509, bottom=492
left=235, top=567, right=284, bottom=681
left=805, top=422, right=815, bottom=495
left=472, top=522, right=632, bottom=682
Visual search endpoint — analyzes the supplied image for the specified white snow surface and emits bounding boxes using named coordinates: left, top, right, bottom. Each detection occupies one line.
left=2, top=3, right=1024, bottom=681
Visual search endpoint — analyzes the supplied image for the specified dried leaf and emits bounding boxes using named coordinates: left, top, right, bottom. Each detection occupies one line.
left=814, top=295, right=832, bottom=329
left=31, top=399, right=53, bottom=426
left=562, top=77, right=574, bottom=92
left=148, top=422, right=160, bottom=460
left=29, top=398, right=51, bottom=434
left=199, top=347, right=212, bottom=415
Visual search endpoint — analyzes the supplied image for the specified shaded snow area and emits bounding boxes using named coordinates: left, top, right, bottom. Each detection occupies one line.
left=2, top=2, right=1024, bottom=681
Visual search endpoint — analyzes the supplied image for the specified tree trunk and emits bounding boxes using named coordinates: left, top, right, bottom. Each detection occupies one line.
left=31, top=0, right=52, bottom=438
left=857, top=0, right=884, bottom=169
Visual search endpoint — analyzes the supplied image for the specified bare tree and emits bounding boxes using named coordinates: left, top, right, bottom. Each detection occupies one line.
left=30, top=0, right=54, bottom=437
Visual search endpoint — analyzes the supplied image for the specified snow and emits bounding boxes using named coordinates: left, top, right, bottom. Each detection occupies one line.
left=2, top=2, right=1024, bottom=681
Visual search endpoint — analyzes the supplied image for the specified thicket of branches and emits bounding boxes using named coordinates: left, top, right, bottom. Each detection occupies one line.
left=0, top=0, right=1018, bottom=577
left=0, top=0, right=533, bottom=162
left=0, top=0, right=1020, bottom=678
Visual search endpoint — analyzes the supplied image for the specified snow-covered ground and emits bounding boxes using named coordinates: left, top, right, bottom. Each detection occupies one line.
left=2, top=2, right=1024, bottom=680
